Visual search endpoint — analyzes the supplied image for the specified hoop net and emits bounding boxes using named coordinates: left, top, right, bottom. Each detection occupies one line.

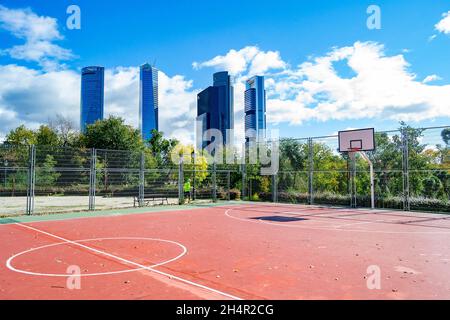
left=347, top=148, right=362, bottom=153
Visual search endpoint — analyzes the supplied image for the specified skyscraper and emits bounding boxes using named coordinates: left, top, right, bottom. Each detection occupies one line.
left=80, top=66, right=104, bottom=132
left=196, top=71, right=234, bottom=149
left=139, top=63, right=159, bottom=141
left=245, top=76, right=266, bottom=142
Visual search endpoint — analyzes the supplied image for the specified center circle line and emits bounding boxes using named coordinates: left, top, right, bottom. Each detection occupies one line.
left=6, top=237, right=187, bottom=277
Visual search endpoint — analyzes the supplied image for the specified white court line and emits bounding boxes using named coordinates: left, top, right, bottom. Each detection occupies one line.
left=7, top=237, right=187, bottom=277
left=281, top=210, right=417, bottom=227
left=333, top=216, right=413, bottom=228
left=224, top=207, right=450, bottom=234
left=13, top=223, right=242, bottom=300
left=332, top=220, right=380, bottom=228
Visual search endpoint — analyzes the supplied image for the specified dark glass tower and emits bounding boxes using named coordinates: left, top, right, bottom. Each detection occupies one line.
left=245, top=76, right=266, bottom=142
left=196, top=71, right=234, bottom=149
left=139, top=63, right=159, bottom=141
left=80, top=66, right=104, bottom=132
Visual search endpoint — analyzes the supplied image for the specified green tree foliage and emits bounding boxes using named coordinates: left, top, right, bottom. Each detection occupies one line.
left=36, top=155, right=61, bottom=188
left=3, top=126, right=35, bottom=167
left=35, top=125, right=59, bottom=146
left=148, top=129, right=179, bottom=167
left=5, top=125, right=36, bottom=145
left=276, top=122, right=450, bottom=205
left=81, top=116, right=145, bottom=151
left=2, top=120, right=449, bottom=207
left=279, top=139, right=307, bottom=171
left=313, top=143, right=347, bottom=194
left=422, top=175, right=444, bottom=199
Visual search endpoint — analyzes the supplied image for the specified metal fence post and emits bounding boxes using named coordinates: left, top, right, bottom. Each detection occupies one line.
left=349, top=152, right=357, bottom=208
left=272, top=173, right=278, bottom=203
left=227, top=170, right=231, bottom=201
left=308, top=138, right=314, bottom=205
left=241, top=163, right=246, bottom=200
left=241, top=142, right=247, bottom=201
left=139, top=152, right=145, bottom=207
left=89, top=148, right=96, bottom=211
left=26, top=145, right=36, bottom=215
left=192, top=151, right=196, bottom=201
left=212, top=162, right=217, bottom=203
left=178, top=158, right=184, bottom=205
left=402, top=129, right=410, bottom=211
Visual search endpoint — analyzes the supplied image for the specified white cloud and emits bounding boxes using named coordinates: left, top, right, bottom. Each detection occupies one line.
left=435, top=11, right=450, bottom=34
left=0, top=64, right=80, bottom=138
left=0, top=5, right=74, bottom=69
left=191, top=42, right=450, bottom=144
left=193, top=46, right=286, bottom=76
left=228, top=42, right=450, bottom=126
left=158, top=72, right=199, bottom=143
left=0, top=64, right=199, bottom=144
left=422, top=74, right=442, bottom=83
left=2, top=41, right=450, bottom=146
left=283, top=42, right=450, bottom=123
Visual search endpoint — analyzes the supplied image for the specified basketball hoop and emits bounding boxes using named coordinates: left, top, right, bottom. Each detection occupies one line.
left=338, top=128, right=375, bottom=153
left=347, top=148, right=362, bottom=153
left=339, top=128, right=376, bottom=209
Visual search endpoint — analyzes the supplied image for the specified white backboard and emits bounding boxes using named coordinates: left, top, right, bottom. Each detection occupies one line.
left=338, top=128, right=375, bottom=152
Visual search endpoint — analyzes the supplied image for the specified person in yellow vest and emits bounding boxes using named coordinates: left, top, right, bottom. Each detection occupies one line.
left=184, top=179, right=191, bottom=203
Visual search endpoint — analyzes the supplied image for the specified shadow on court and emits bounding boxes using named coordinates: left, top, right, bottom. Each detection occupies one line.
left=251, top=216, right=308, bottom=222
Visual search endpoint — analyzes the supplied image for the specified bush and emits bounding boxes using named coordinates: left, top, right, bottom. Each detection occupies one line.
left=251, top=193, right=260, bottom=201
left=254, top=190, right=450, bottom=213
left=216, top=188, right=227, bottom=200
left=229, top=189, right=241, bottom=200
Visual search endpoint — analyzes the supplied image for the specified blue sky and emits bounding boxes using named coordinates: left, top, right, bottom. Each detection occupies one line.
left=0, top=0, right=449, bottom=143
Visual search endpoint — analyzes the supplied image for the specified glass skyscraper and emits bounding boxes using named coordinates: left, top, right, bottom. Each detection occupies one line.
left=139, top=63, right=159, bottom=142
left=196, top=71, right=234, bottom=149
left=80, top=66, right=104, bottom=132
left=245, top=76, right=266, bottom=142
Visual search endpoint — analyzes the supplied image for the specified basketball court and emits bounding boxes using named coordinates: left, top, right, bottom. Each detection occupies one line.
left=1, top=128, right=449, bottom=300
left=1, top=202, right=450, bottom=300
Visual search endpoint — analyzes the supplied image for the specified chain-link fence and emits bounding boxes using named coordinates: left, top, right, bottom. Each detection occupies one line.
left=1, top=125, right=449, bottom=216
left=0, top=145, right=240, bottom=216
left=243, top=125, right=450, bottom=213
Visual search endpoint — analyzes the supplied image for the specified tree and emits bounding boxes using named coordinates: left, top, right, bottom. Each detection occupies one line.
left=422, top=175, right=444, bottom=199
left=174, top=144, right=209, bottom=185
left=5, top=125, right=36, bottom=145
left=148, top=129, right=179, bottom=167
left=81, top=116, right=145, bottom=151
left=312, top=143, right=347, bottom=194
left=279, top=139, right=307, bottom=172
left=35, top=125, right=59, bottom=146
left=36, top=155, right=61, bottom=188
left=48, top=114, right=79, bottom=147
left=278, top=139, right=309, bottom=193
left=3, top=126, right=35, bottom=168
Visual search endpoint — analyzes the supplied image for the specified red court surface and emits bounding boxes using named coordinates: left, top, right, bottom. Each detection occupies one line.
left=1, top=203, right=450, bottom=300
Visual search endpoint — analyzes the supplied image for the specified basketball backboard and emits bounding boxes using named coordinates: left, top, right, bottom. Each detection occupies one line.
left=338, top=128, right=375, bottom=153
